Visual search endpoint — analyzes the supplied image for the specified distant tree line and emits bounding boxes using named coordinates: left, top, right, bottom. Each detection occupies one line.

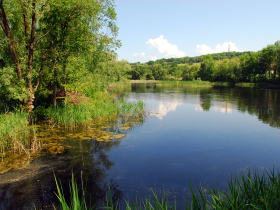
left=131, top=51, right=253, bottom=66
left=128, top=41, right=280, bottom=83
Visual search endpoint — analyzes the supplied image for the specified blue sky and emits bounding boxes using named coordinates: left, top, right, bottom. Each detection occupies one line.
left=114, top=0, right=280, bottom=63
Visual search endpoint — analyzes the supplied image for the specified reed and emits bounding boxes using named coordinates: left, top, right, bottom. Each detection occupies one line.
left=0, top=111, right=30, bottom=152
left=46, top=100, right=145, bottom=127
left=117, top=100, right=145, bottom=117
left=54, top=169, right=280, bottom=210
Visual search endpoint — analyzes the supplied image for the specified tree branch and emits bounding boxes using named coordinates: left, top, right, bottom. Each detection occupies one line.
left=35, top=22, right=57, bottom=44
left=0, top=20, right=4, bottom=32
left=27, top=0, right=37, bottom=92
left=34, top=40, right=53, bottom=92
left=0, top=1, right=23, bottom=80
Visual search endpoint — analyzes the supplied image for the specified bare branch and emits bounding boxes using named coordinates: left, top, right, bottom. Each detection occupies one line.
left=35, top=23, right=57, bottom=44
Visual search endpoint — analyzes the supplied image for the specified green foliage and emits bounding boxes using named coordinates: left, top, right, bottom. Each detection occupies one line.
left=131, top=64, right=149, bottom=80
left=199, top=55, right=216, bottom=81
left=0, top=67, right=27, bottom=108
left=182, top=64, right=200, bottom=81
left=151, top=64, right=167, bottom=80
left=0, top=0, right=121, bottom=111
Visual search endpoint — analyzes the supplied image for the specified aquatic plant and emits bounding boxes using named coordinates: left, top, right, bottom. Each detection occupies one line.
left=0, top=111, right=30, bottom=147
left=54, top=168, right=280, bottom=210
left=46, top=99, right=145, bottom=127
left=54, top=173, right=93, bottom=210
left=0, top=111, right=44, bottom=173
left=117, top=100, right=145, bottom=117
left=0, top=111, right=31, bottom=158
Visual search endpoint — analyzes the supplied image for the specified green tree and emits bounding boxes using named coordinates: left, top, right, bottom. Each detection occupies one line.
left=199, top=55, right=215, bottom=81
left=0, top=0, right=119, bottom=112
left=259, top=45, right=277, bottom=80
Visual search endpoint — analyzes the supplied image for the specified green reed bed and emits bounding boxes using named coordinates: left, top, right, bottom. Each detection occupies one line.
left=46, top=100, right=145, bottom=127
left=157, top=81, right=212, bottom=87
left=0, top=111, right=30, bottom=153
left=117, top=100, right=145, bottom=117
left=54, top=169, right=280, bottom=210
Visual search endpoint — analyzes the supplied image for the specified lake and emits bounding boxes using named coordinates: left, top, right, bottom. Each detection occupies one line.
left=1, top=83, right=280, bottom=209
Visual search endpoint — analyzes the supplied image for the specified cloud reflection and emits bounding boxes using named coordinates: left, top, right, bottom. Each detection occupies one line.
left=195, top=102, right=233, bottom=114
left=214, top=103, right=233, bottom=114
left=149, top=102, right=181, bottom=119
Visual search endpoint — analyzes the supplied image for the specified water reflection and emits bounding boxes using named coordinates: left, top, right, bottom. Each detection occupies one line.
left=213, top=102, right=233, bottom=114
left=0, top=140, right=123, bottom=209
left=117, top=84, right=280, bottom=128
left=149, top=102, right=182, bottom=119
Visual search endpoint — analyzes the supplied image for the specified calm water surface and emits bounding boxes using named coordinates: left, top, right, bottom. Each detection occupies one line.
left=1, top=84, right=280, bottom=209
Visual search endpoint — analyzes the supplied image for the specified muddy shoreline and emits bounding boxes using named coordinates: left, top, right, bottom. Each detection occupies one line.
left=0, top=155, right=69, bottom=185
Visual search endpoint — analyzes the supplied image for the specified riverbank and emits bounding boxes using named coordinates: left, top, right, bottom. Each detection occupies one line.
left=0, top=90, right=145, bottom=174
left=113, top=79, right=280, bottom=88
left=157, top=80, right=212, bottom=87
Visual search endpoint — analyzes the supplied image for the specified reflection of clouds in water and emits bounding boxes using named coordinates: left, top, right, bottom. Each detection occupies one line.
left=150, top=102, right=181, bottom=119
left=213, top=103, right=233, bottom=114
left=195, top=102, right=233, bottom=113
left=195, top=104, right=204, bottom=112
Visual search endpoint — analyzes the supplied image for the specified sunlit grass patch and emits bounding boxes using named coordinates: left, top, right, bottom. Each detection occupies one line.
left=0, top=111, right=30, bottom=146
left=157, top=80, right=212, bottom=87
left=0, top=112, right=43, bottom=173
left=46, top=97, right=145, bottom=127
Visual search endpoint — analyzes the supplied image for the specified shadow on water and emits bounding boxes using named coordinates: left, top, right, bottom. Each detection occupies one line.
left=0, top=140, right=122, bottom=210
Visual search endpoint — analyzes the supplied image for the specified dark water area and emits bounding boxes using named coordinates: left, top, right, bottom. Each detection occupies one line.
left=1, top=83, right=280, bottom=209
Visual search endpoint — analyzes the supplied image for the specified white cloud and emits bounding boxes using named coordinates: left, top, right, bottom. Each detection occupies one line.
left=132, top=52, right=146, bottom=58
left=151, top=56, right=157, bottom=61
left=132, top=52, right=157, bottom=61
left=196, top=42, right=242, bottom=55
left=146, top=35, right=186, bottom=58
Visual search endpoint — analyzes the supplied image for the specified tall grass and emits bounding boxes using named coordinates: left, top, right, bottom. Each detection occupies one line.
left=0, top=111, right=30, bottom=152
left=54, top=173, right=93, bottom=210
left=117, top=100, right=145, bottom=117
left=46, top=100, right=145, bottom=127
left=54, top=169, right=280, bottom=210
